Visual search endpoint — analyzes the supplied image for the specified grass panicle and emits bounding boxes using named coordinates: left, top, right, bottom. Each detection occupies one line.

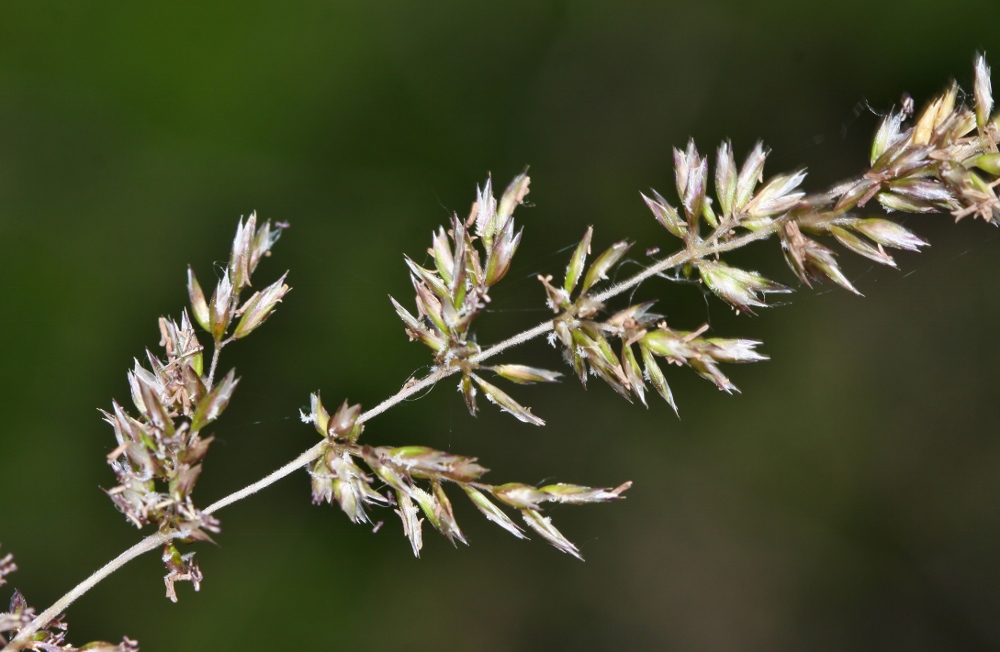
left=4, top=55, right=1000, bottom=651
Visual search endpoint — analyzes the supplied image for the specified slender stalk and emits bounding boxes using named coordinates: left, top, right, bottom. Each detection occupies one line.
left=206, top=342, right=223, bottom=389
left=469, top=321, right=554, bottom=364
left=203, top=441, right=326, bottom=514
left=353, top=367, right=453, bottom=425
left=4, top=219, right=782, bottom=650
left=4, top=532, right=174, bottom=651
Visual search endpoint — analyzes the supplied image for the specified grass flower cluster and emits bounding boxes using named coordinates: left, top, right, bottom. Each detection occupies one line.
left=3, top=55, right=999, bottom=651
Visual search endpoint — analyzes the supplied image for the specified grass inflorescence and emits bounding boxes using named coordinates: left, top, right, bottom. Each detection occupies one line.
left=3, top=54, right=1000, bottom=652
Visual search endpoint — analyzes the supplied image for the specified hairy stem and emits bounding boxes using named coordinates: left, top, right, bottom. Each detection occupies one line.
left=470, top=321, right=555, bottom=364
left=202, top=441, right=326, bottom=514
left=3, top=532, right=175, bottom=651
left=206, top=341, right=223, bottom=389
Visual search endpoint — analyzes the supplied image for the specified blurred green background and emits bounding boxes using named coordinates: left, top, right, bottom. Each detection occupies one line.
left=3, top=1, right=1000, bottom=650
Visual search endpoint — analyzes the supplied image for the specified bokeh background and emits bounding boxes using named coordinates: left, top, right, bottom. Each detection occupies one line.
left=3, top=2, right=1000, bottom=650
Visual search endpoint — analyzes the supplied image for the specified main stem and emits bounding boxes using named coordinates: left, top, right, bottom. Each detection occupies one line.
left=4, top=222, right=782, bottom=651
left=4, top=533, right=173, bottom=650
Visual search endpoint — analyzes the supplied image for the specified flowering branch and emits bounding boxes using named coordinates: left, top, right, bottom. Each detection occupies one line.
left=5, top=54, right=1000, bottom=652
